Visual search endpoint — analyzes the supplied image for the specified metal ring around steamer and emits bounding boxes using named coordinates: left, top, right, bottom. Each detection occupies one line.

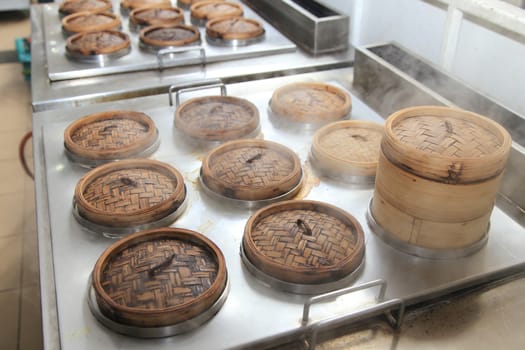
left=65, top=45, right=131, bottom=64
left=87, top=276, right=230, bottom=337
left=173, top=123, right=262, bottom=148
left=240, top=244, right=365, bottom=294
left=138, top=40, right=202, bottom=54
left=72, top=188, right=188, bottom=239
left=198, top=169, right=303, bottom=209
left=267, top=103, right=351, bottom=133
left=308, top=151, right=376, bottom=185
left=64, top=129, right=161, bottom=168
left=205, top=33, right=265, bottom=47
left=366, top=197, right=489, bottom=259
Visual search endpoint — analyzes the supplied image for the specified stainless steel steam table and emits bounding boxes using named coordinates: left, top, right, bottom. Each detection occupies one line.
left=33, top=68, right=525, bottom=350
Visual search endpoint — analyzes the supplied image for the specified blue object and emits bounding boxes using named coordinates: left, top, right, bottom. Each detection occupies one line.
left=15, top=37, right=31, bottom=81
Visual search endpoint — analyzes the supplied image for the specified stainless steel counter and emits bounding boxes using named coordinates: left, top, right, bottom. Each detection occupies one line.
left=30, top=4, right=353, bottom=112
left=33, top=68, right=525, bottom=350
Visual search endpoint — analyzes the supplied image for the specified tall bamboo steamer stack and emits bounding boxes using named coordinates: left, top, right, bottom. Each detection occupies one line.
left=370, top=106, right=512, bottom=255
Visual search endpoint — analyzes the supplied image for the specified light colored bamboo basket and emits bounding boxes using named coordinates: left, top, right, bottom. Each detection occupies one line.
left=370, top=106, right=511, bottom=253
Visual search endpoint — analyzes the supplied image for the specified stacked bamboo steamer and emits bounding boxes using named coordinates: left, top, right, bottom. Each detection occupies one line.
left=370, top=106, right=511, bottom=256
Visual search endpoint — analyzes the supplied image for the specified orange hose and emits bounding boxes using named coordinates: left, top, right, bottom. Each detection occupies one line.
left=19, top=131, right=34, bottom=180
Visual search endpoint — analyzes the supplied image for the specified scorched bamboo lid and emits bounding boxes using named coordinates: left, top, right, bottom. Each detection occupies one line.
left=74, top=159, right=186, bottom=229
left=129, top=7, right=184, bottom=28
left=311, top=120, right=383, bottom=178
left=140, top=25, right=201, bottom=48
left=175, top=96, right=260, bottom=142
left=242, top=200, right=365, bottom=285
left=66, top=30, right=131, bottom=56
left=191, top=1, right=243, bottom=23
left=206, top=16, right=264, bottom=41
left=269, top=82, right=352, bottom=124
left=64, top=110, right=159, bottom=166
left=59, top=0, right=113, bottom=16
left=62, top=11, right=121, bottom=34
left=382, top=106, right=512, bottom=184
left=92, top=227, right=228, bottom=328
left=200, top=139, right=302, bottom=201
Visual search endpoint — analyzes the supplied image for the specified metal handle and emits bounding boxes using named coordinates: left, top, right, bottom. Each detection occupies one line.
left=307, top=298, right=405, bottom=350
left=301, top=279, right=387, bottom=325
left=156, top=46, right=206, bottom=72
left=168, top=79, right=227, bottom=107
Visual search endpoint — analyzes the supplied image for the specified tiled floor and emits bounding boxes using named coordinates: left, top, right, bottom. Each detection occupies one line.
left=0, top=9, right=42, bottom=350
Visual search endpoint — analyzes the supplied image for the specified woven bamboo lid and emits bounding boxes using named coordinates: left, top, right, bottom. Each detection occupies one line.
left=243, top=200, right=365, bottom=284
left=206, top=16, right=264, bottom=40
left=92, top=227, right=227, bottom=327
left=121, top=0, right=173, bottom=11
left=140, top=25, right=200, bottom=47
left=59, top=0, right=113, bottom=16
left=201, top=139, right=302, bottom=201
left=270, top=82, right=351, bottom=124
left=175, top=96, right=260, bottom=141
left=191, top=1, right=243, bottom=21
left=382, top=106, right=512, bottom=184
left=311, top=120, right=383, bottom=177
left=64, top=110, right=159, bottom=164
left=179, top=0, right=220, bottom=6
left=66, top=30, right=130, bottom=56
left=130, top=7, right=184, bottom=27
left=62, top=12, right=121, bottom=34
left=74, top=159, right=186, bottom=227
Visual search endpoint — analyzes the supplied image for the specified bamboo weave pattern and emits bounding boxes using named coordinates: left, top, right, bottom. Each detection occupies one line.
left=319, top=128, right=382, bottom=162
left=393, top=116, right=502, bottom=158
left=250, top=209, right=360, bottom=268
left=82, top=168, right=178, bottom=213
left=209, top=147, right=295, bottom=187
left=179, top=100, right=256, bottom=131
left=71, top=118, right=149, bottom=151
left=101, top=239, right=218, bottom=309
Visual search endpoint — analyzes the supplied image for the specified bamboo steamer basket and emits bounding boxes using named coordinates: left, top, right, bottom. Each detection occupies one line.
left=92, top=227, right=228, bottom=328
left=121, top=0, right=173, bottom=11
left=370, top=106, right=512, bottom=255
left=201, top=139, right=302, bottom=201
left=140, top=25, right=201, bottom=48
left=59, top=0, right=113, bottom=16
left=129, top=7, right=184, bottom=28
left=74, top=159, right=186, bottom=228
left=175, top=95, right=260, bottom=142
left=311, top=120, right=383, bottom=179
left=62, top=12, right=121, bottom=34
left=269, top=82, right=352, bottom=124
left=64, top=110, right=159, bottom=165
left=205, top=16, right=265, bottom=41
left=242, top=200, right=365, bottom=285
left=190, top=1, right=243, bottom=22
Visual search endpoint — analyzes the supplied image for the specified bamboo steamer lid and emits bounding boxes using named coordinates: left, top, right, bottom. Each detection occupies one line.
left=59, top=0, right=113, bottom=16
left=140, top=25, right=201, bottom=47
left=64, top=110, right=159, bottom=163
left=175, top=95, right=260, bottom=141
left=311, top=120, right=383, bottom=177
left=92, top=227, right=228, bottom=327
left=243, top=200, right=365, bottom=284
left=74, top=159, right=186, bottom=227
left=62, top=12, right=121, bottom=34
left=179, top=0, right=222, bottom=6
left=371, top=106, right=512, bottom=253
left=269, top=82, right=351, bottom=124
left=206, top=16, right=264, bottom=40
left=382, top=106, right=511, bottom=184
left=129, top=7, right=184, bottom=27
left=66, top=30, right=130, bottom=56
left=201, top=139, right=302, bottom=201
left=121, top=0, right=173, bottom=11
left=191, top=1, right=243, bottom=21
